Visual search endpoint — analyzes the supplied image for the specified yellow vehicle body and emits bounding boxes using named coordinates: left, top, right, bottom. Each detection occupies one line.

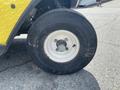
left=0, top=0, right=31, bottom=46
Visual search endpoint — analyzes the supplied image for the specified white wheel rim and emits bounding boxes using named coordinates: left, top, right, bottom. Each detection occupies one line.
left=44, top=30, right=80, bottom=63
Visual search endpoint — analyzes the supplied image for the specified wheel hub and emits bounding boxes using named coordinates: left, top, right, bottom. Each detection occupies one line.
left=56, top=39, right=68, bottom=52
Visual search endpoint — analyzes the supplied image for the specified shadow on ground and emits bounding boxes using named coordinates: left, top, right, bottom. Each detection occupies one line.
left=0, top=39, right=100, bottom=90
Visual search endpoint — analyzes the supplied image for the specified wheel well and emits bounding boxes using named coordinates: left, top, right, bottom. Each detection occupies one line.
left=18, top=0, right=71, bottom=35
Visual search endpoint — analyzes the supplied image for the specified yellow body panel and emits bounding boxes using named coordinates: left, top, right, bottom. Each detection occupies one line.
left=0, top=0, right=31, bottom=45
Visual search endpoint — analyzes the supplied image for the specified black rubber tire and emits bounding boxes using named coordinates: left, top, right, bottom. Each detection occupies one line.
left=27, top=9, right=97, bottom=75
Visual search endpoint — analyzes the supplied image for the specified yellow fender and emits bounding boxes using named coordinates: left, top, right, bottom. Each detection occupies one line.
left=0, top=0, right=31, bottom=46
left=0, top=0, right=37, bottom=55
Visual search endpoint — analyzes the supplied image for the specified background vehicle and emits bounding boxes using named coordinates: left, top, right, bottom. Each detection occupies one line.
left=0, top=0, right=97, bottom=75
left=79, top=0, right=111, bottom=7
left=80, top=0, right=96, bottom=6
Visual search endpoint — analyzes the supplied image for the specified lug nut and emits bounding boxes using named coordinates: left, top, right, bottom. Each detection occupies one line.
left=65, top=38, right=68, bottom=41
left=54, top=39, right=58, bottom=42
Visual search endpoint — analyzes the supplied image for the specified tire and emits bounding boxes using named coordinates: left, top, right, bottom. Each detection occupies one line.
left=27, top=9, right=97, bottom=75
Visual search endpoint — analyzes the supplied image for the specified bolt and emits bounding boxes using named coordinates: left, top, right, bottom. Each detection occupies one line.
left=54, top=39, right=58, bottom=42
left=64, top=38, right=68, bottom=41
left=11, top=4, right=16, bottom=9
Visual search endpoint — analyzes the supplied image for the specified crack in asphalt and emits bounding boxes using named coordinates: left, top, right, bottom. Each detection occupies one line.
left=0, top=60, right=32, bottom=73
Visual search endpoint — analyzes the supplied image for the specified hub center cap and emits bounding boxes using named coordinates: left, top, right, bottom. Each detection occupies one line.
left=56, top=39, right=68, bottom=52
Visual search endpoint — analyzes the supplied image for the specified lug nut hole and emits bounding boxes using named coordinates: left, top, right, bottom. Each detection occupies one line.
left=11, top=4, right=16, bottom=9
